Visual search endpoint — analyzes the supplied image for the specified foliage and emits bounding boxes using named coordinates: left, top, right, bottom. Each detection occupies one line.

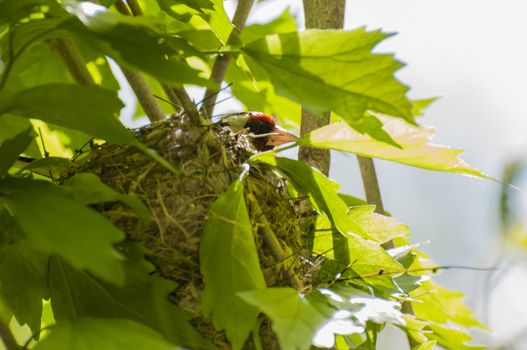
left=0, top=0, right=488, bottom=349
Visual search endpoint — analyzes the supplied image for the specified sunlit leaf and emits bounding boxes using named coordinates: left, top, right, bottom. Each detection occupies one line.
left=299, top=116, right=490, bottom=179
left=0, top=177, right=125, bottom=283
left=413, top=340, right=437, bottom=350
left=200, top=180, right=265, bottom=350
left=315, top=287, right=405, bottom=348
left=239, top=288, right=331, bottom=350
left=33, top=318, right=181, bottom=350
left=241, top=8, right=297, bottom=44
left=348, top=206, right=409, bottom=244
left=411, top=280, right=486, bottom=329
left=426, top=323, right=484, bottom=350
left=411, top=97, right=438, bottom=117
left=243, top=28, right=413, bottom=142
left=226, top=8, right=300, bottom=130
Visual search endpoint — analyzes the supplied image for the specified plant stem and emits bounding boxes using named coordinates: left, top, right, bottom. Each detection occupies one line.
left=0, top=322, right=19, bottom=350
left=49, top=38, right=95, bottom=86
left=247, top=193, right=303, bottom=291
left=200, top=0, right=255, bottom=118
left=120, top=68, right=166, bottom=122
left=114, top=0, right=202, bottom=124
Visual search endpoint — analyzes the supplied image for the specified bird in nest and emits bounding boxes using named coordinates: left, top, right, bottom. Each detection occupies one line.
left=218, top=111, right=297, bottom=151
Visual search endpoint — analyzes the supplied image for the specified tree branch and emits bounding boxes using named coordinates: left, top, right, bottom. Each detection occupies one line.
left=298, top=0, right=345, bottom=176
left=200, top=0, right=255, bottom=118
left=120, top=67, right=166, bottom=122
left=300, top=0, right=350, bottom=264
left=114, top=0, right=202, bottom=124
left=48, top=38, right=95, bottom=86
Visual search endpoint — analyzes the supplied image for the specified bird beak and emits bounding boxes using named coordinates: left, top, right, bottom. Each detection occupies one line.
left=266, top=125, right=298, bottom=147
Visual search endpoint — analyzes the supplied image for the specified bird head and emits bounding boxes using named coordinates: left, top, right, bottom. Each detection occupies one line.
left=220, top=111, right=297, bottom=151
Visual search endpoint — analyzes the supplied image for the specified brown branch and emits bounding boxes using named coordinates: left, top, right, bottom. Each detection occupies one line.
left=114, top=0, right=202, bottom=124
left=300, top=0, right=350, bottom=265
left=298, top=0, right=345, bottom=175
left=120, top=67, right=166, bottom=122
left=299, top=111, right=331, bottom=175
left=200, top=0, right=255, bottom=118
left=48, top=38, right=95, bottom=86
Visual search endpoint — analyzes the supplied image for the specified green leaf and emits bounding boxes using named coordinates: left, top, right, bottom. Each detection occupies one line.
left=242, top=28, right=413, bottom=140
left=226, top=8, right=300, bottom=130
left=348, top=206, right=409, bottom=244
left=411, top=97, right=438, bottom=117
left=241, top=8, right=297, bottom=44
left=0, top=114, right=40, bottom=158
left=0, top=83, right=178, bottom=173
left=200, top=180, right=266, bottom=350
left=251, top=154, right=367, bottom=238
left=412, top=340, right=437, bottom=350
left=19, top=157, right=75, bottom=178
left=239, top=288, right=330, bottom=350
left=0, top=177, right=125, bottom=283
left=426, top=323, right=484, bottom=350
left=0, top=127, right=33, bottom=176
left=33, top=318, right=181, bottom=350
left=63, top=5, right=208, bottom=86
left=0, top=240, right=48, bottom=335
left=299, top=116, right=490, bottom=179
left=62, top=173, right=151, bottom=223
left=411, top=281, right=486, bottom=329
left=156, top=0, right=230, bottom=46
left=0, top=0, right=57, bottom=25
left=0, top=83, right=129, bottom=143
left=314, top=287, right=405, bottom=347
left=48, top=255, right=209, bottom=348
left=226, top=54, right=302, bottom=130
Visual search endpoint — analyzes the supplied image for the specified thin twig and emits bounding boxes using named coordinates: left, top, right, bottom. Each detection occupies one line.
left=200, top=0, right=255, bottom=118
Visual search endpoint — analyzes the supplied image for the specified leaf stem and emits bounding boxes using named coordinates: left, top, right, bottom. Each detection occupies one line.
left=246, top=192, right=303, bottom=291
left=0, top=322, right=19, bottom=350
left=200, top=0, right=255, bottom=118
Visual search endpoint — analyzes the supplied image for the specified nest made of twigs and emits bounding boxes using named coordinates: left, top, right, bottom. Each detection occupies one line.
left=65, top=113, right=318, bottom=349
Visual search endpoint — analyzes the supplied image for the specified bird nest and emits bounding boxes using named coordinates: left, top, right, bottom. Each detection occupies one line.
left=67, top=113, right=318, bottom=348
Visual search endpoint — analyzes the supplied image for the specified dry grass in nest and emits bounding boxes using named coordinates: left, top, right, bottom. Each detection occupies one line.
left=67, top=113, right=318, bottom=348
